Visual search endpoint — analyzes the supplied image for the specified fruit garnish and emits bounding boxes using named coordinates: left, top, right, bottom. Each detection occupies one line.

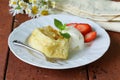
left=84, top=31, right=97, bottom=42
left=75, top=23, right=92, bottom=36
left=66, top=22, right=97, bottom=43
left=66, top=23, right=77, bottom=27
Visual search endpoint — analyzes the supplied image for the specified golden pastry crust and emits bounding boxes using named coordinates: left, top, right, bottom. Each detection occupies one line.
left=27, top=26, right=69, bottom=59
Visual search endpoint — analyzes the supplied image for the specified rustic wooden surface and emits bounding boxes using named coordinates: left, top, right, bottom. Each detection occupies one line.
left=1, top=0, right=120, bottom=80
left=88, top=31, right=120, bottom=80
left=0, top=0, right=12, bottom=79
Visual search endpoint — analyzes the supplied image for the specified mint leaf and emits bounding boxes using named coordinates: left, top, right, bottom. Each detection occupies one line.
left=60, top=32, right=71, bottom=39
left=54, top=19, right=65, bottom=30
left=54, top=19, right=71, bottom=39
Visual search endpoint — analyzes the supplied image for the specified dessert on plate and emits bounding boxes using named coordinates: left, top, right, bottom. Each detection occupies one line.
left=27, top=26, right=69, bottom=59
left=27, top=19, right=97, bottom=60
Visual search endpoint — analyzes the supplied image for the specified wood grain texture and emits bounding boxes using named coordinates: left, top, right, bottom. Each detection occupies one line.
left=88, top=31, right=120, bottom=80
left=4, top=0, right=120, bottom=80
left=0, top=0, right=12, bottom=79
left=6, top=53, right=87, bottom=80
left=6, top=14, right=88, bottom=80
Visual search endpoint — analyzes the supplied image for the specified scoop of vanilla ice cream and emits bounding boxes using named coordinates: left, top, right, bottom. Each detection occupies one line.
left=62, top=26, right=84, bottom=51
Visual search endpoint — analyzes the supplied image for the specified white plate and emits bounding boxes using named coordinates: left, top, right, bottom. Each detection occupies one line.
left=8, top=14, right=110, bottom=69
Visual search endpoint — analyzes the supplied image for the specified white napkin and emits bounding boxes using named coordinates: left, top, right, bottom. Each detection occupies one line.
left=55, top=0, right=120, bottom=32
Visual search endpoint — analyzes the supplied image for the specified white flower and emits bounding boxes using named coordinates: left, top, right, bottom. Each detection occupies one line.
left=19, top=1, right=27, bottom=9
left=29, top=0, right=40, bottom=4
left=10, top=8, right=24, bottom=16
left=9, top=0, right=55, bottom=18
left=9, top=0, right=18, bottom=8
left=40, top=5, right=51, bottom=16
left=25, top=4, right=40, bottom=18
left=51, top=1, right=56, bottom=8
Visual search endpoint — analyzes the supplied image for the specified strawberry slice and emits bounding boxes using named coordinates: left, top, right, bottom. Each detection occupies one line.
left=84, top=31, right=97, bottom=43
left=75, top=23, right=92, bottom=36
left=66, top=23, right=77, bottom=27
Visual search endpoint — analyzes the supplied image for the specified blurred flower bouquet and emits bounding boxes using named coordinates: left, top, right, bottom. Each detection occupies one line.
left=9, top=0, right=55, bottom=18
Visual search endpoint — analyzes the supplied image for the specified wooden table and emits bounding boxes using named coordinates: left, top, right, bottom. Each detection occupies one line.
left=1, top=0, right=120, bottom=80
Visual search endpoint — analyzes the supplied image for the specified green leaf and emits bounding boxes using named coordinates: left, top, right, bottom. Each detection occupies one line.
left=15, top=5, right=21, bottom=9
left=54, top=19, right=71, bottom=39
left=54, top=19, right=65, bottom=30
left=60, top=32, right=71, bottom=39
